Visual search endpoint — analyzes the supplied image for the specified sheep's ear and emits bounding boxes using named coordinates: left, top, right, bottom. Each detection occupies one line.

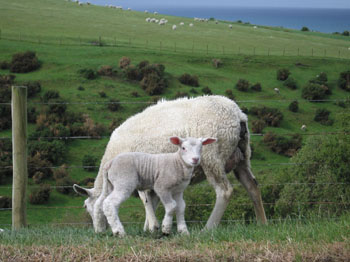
left=170, top=136, right=183, bottom=145
left=201, top=137, right=217, bottom=146
left=73, top=184, right=94, bottom=197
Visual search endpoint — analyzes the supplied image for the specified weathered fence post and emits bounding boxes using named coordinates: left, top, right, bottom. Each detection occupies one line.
left=11, top=86, right=28, bottom=231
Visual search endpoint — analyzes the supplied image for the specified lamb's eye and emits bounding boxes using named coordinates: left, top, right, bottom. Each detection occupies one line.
left=182, top=147, right=186, bottom=150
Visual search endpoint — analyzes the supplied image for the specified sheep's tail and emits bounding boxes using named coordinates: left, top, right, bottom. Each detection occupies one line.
left=101, top=160, right=113, bottom=197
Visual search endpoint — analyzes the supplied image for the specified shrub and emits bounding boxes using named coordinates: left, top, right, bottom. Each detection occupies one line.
left=251, top=119, right=265, bottom=134
left=53, top=165, right=69, bottom=181
left=124, top=66, right=142, bottom=81
left=212, top=58, right=222, bottom=68
left=338, top=71, right=350, bottom=91
left=301, top=26, right=310, bottom=32
left=48, top=102, right=67, bottom=116
left=250, top=106, right=284, bottom=127
left=302, top=83, right=329, bottom=101
left=79, top=177, right=95, bottom=187
left=201, top=86, right=212, bottom=95
left=179, top=73, right=199, bottom=87
left=235, top=78, right=249, bottom=92
left=189, top=88, right=198, bottom=94
left=0, top=106, right=11, bottom=131
left=81, top=115, right=107, bottom=137
left=28, top=153, right=53, bottom=179
left=79, top=68, right=97, bottom=80
left=109, top=117, right=123, bottom=133
left=0, top=61, right=10, bottom=70
left=10, top=51, right=41, bottom=73
left=276, top=68, right=290, bottom=81
left=0, top=140, right=12, bottom=184
left=288, top=100, right=299, bottom=112
left=0, top=74, right=15, bottom=103
left=342, top=30, right=350, bottom=36
left=137, top=60, right=149, bottom=69
left=82, top=155, right=98, bottom=172
left=140, top=72, right=167, bottom=95
left=314, top=108, right=333, bottom=125
left=29, top=184, right=51, bottom=204
left=97, top=65, right=115, bottom=77
left=225, top=89, right=235, bottom=100
left=131, top=91, right=139, bottom=97
left=174, top=91, right=188, bottom=99
left=22, top=81, right=41, bottom=98
left=251, top=82, right=262, bottom=92
left=107, top=99, right=122, bottom=112
left=119, top=56, right=131, bottom=69
left=56, top=176, right=76, bottom=195
left=0, top=196, right=11, bottom=209
left=241, top=106, right=249, bottom=114
left=263, top=132, right=302, bottom=157
left=98, top=91, right=107, bottom=98
left=43, top=90, right=59, bottom=102
left=77, top=86, right=85, bottom=91
left=141, top=64, right=165, bottom=78
left=29, top=140, right=66, bottom=165
left=33, top=172, right=46, bottom=184
left=283, top=77, right=297, bottom=90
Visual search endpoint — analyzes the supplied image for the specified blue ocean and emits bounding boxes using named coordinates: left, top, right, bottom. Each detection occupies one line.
left=83, top=1, right=349, bottom=33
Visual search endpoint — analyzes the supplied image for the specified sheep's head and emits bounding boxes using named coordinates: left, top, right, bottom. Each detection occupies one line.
left=170, top=136, right=216, bottom=167
left=73, top=184, right=98, bottom=219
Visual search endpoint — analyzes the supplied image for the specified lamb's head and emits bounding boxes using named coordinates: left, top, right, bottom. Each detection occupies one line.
left=73, top=184, right=98, bottom=219
left=170, top=136, right=216, bottom=167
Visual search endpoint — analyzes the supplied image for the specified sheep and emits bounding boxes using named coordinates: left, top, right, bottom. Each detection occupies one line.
left=301, top=125, right=307, bottom=131
left=253, top=26, right=258, bottom=29
left=145, top=18, right=151, bottom=22
left=274, top=87, right=280, bottom=94
left=180, top=22, right=184, bottom=26
left=0, top=229, right=4, bottom=233
left=229, top=24, right=233, bottom=29
left=159, top=20, right=166, bottom=26
left=127, top=7, right=131, bottom=11
left=189, top=23, right=194, bottom=27
left=73, top=96, right=267, bottom=232
left=154, top=11, right=158, bottom=15
left=172, top=25, right=177, bottom=30
left=91, top=136, right=216, bottom=236
left=145, top=10, right=148, bottom=13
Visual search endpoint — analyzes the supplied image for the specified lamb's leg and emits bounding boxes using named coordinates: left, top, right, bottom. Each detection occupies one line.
left=202, top=160, right=233, bottom=230
left=93, top=194, right=108, bottom=233
left=102, top=190, right=131, bottom=237
left=234, top=162, right=267, bottom=225
left=139, top=190, right=159, bottom=232
left=155, top=190, right=177, bottom=234
left=173, top=192, right=189, bottom=235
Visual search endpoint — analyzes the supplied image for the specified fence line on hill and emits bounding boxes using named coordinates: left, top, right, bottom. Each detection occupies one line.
left=1, top=30, right=350, bottom=60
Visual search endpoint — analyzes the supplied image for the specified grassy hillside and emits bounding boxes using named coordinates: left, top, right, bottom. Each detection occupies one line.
left=0, top=0, right=350, bottom=226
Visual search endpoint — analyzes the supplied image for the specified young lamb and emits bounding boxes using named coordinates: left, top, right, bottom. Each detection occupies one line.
left=91, top=136, right=216, bottom=236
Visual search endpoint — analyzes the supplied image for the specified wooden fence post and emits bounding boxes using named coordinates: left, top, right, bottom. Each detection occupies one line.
left=11, top=86, right=28, bottom=231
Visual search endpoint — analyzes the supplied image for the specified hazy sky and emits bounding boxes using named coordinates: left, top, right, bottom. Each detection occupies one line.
left=115, top=0, right=350, bottom=8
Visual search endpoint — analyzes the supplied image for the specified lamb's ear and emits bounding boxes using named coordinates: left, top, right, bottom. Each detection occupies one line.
left=73, top=184, right=94, bottom=197
left=201, top=137, right=217, bottom=145
left=169, top=136, right=183, bottom=145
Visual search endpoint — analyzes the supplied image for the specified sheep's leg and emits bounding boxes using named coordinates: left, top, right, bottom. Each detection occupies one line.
left=102, top=190, right=131, bottom=237
left=202, top=160, right=233, bottom=230
left=93, top=194, right=108, bottom=233
left=155, top=190, right=177, bottom=234
left=173, top=192, right=189, bottom=235
left=234, top=162, right=267, bottom=225
left=139, top=190, right=159, bottom=232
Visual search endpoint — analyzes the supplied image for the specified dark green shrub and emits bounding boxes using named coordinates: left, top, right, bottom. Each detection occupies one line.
left=109, top=117, right=123, bottom=133
left=263, top=132, right=302, bottom=157
left=235, top=78, right=249, bottom=92
left=0, top=74, right=15, bottom=103
left=33, top=172, right=45, bottom=184
left=241, top=106, right=249, bottom=114
left=48, top=102, right=67, bottom=116
left=131, top=91, right=139, bottom=97
left=124, top=66, right=142, bottom=81
left=225, top=89, right=235, bottom=100
left=53, top=165, right=69, bottom=180
left=79, top=177, right=95, bottom=187
left=22, top=81, right=41, bottom=98
left=10, top=51, right=41, bottom=73
left=301, top=83, right=329, bottom=101
left=98, top=91, right=107, bottom=98
left=201, top=86, right=212, bottom=95
left=137, top=60, right=149, bottom=69
left=251, top=82, right=262, bottom=92
left=0, top=140, right=12, bottom=184
left=288, top=100, right=299, bottom=112
left=314, top=108, right=333, bottom=125
left=119, top=56, right=131, bottom=69
left=179, top=73, right=199, bottom=87
left=27, top=106, right=37, bottom=124
left=251, top=119, right=265, bottom=134
left=276, top=68, right=290, bottom=81
left=301, top=26, right=310, bottom=32
left=29, top=184, right=51, bottom=204
left=0, top=106, right=11, bottom=131
left=43, top=90, right=59, bottom=102
left=0, top=61, right=9, bottom=70
left=107, top=99, right=122, bottom=112
left=338, top=71, right=350, bottom=91
left=283, top=77, right=297, bottom=90
left=77, top=86, right=85, bottom=91
left=174, top=92, right=188, bottom=99
left=141, top=64, right=165, bottom=78
left=56, top=176, right=76, bottom=195
left=27, top=153, right=53, bottom=179
left=189, top=88, right=198, bottom=94
left=29, top=140, right=66, bottom=165
left=250, top=106, right=284, bottom=127
left=82, top=155, right=98, bottom=172
left=342, top=30, right=350, bottom=36
left=140, top=72, right=167, bottom=95
left=0, top=196, right=11, bottom=209
left=79, top=68, right=97, bottom=80
left=97, top=65, right=116, bottom=77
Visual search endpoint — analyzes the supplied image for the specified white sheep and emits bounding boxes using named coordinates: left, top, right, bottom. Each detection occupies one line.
left=73, top=96, right=267, bottom=232
left=154, top=11, right=158, bottom=15
left=180, top=22, right=184, bottom=26
left=301, top=125, right=307, bottom=131
left=145, top=18, right=151, bottom=22
left=0, top=229, right=4, bottom=233
left=127, top=7, right=131, bottom=11
left=144, top=10, right=148, bottom=13
left=274, top=87, right=280, bottom=94
left=253, top=26, right=258, bottom=29
left=229, top=24, right=233, bottom=29
left=172, top=24, right=177, bottom=30
left=189, top=23, right=194, bottom=27
left=91, top=136, right=216, bottom=236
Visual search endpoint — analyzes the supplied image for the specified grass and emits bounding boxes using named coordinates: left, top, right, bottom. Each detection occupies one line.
left=0, top=216, right=350, bottom=261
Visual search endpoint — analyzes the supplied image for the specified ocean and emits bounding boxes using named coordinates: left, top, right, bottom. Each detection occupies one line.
left=82, top=1, right=350, bottom=34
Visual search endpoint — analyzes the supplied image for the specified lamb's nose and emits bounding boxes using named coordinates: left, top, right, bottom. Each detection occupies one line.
left=192, top=158, right=199, bottom=164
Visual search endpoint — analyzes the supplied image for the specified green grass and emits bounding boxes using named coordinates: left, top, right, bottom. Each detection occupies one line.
left=1, top=0, right=350, bottom=227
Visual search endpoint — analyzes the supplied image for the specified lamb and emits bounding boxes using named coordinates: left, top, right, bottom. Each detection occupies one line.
left=91, top=136, right=216, bottom=236
left=274, top=87, right=280, bottom=94
left=172, top=25, right=177, bottom=30
left=301, top=124, right=307, bottom=131
left=73, top=96, right=267, bottom=232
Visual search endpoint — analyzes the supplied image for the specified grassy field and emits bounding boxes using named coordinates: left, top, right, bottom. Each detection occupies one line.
left=1, top=0, right=350, bottom=230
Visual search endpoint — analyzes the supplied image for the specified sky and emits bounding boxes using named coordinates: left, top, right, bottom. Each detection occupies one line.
left=114, top=0, right=350, bottom=9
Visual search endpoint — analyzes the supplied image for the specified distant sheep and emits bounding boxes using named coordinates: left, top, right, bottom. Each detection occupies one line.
left=274, top=88, right=280, bottom=94
left=189, top=23, right=194, bottom=27
left=154, top=11, right=158, bottom=15
left=127, top=7, right=131, bottom=11
left=145, top=18, right=151, bottom=22
left=145, top=10, right=149, bottom=13
left=180, top=22, right=184, bottom=26
left=91, top=136, right=216, bottom=236
left=253, top=26, right=258, bottom=29
left=172, top=25, right=177, bottom=30
left=229, top=24, right=233, bottom=29
left=301, top=125, right=307, bottom=131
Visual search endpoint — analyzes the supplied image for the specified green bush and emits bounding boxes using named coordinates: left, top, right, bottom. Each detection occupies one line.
left=251, top=82, right=262, bottom=92
left=263, top=132, right=302, bottom=157
left=28, top=153, right=53, bottom=179
left=79, top=68, right=97, bottom=80
left=33, top=172, right=45, bottom=184
left=288, top=100, right=299, bottom=112
left=79, top=177, right=95, bottom=187
left=276, top=68, right=290, bottom=81
left=124, top=65, right=142, bottom=81
left=43, top=90, right=60, bottom=102
left=250, top=106, right=284, bottom=127
left=225, top=89, right=235, bottom=100
left=56, top=176, right=76, bottom=195
left=0, top=61, right=10, bottom=70
left=53, top=165, right=69, bottom=180
left=98, top=91, right=107, bottom=98
left=301, top=83, right=329, bottom=101
left=82, top=155, right=98, bottom=172
left=107, top=99, right=122, bottom=112
left=140, top=72, right=167, bottom=95
left=301, top=26, right=310, bottom=32
left=119, top=56, right=131, bottom=69
left=275, top=115, right=350, bottom=217
left=338, top=71, right=350, bottom=91
left=235, top=78, right=249, bottom=92
left=0, top=196, right=11, bottom=209
left=97, top=65, right=116, bottom=77
left=10, top=51, right=41, bottom=73
left=29, top=140, right=66, bottom=165
left=48, top=102, right=67, bottom=116
left=0, top=74, right=15, bottom=103
left=283, top=77, right=298, bottom=90
left=29, top=184, right=51, bottom=204
left=251, top=119, right=265, bottom=134
left=314, top=108, right=333, bottom=126
left=22, top=81, right=41, bottom=98
left=179, top=73, right=199, bottom=87
left=0, top=140, right=12, bottom=184
left=201, top=86, right=212, bottom=95
left=174, top=91, right=188, bottom=99
left=137, top=60, right=149, bottom=69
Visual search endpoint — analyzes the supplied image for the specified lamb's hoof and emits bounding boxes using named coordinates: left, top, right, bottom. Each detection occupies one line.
left=149, top=225, right=159, bottom=233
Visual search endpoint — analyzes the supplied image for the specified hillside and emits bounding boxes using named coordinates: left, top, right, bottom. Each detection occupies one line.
left=0, top=0, right=350, bottom=226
